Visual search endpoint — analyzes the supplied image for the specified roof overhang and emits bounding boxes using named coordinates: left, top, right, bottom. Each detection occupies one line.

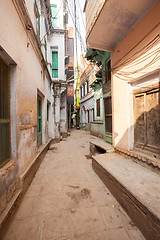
left=87, top=0, right=159, bottom=51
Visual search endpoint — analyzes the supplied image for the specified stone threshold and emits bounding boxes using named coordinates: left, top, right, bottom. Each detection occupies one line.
left=115, top=147, right=160, bottom=170
left=0, top=138, right=52, bottom=237
left=92, top=152, right=160, bottom=240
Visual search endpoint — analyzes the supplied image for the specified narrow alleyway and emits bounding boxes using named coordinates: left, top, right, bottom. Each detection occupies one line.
left=4, top=130, right=145, bottom=240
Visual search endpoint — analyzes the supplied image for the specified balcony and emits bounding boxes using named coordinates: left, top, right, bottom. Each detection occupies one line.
left=84, top=0, right=159, bottom=51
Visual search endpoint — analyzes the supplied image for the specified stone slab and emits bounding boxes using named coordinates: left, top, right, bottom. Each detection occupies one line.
left=90, top=138, right=113, bottom=154
left=92, top=152, right=160, bottom=240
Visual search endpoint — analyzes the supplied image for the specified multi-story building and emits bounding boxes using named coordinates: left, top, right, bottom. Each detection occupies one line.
left=84, top=1, right=160, bottom=238
left=49, top=0, right=68, bottom=139
left=0, top=0, right=68, bottom=229
left=66, top=27, right=74, bottom=129
left=85, top=49, right=112, bottom=143
left=80, top=56, right=95, bottom=130
left=84, top=0, right=160, bottom=162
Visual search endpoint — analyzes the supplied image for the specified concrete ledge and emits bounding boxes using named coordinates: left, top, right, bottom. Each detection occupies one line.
left=0, top=189, right=22, bottom=232
left=92, top=152, right=160, bottom=240
left=0, top=139, right=52, bottom=238
left=20, top=138, right=52, bottom=193
left=90, top=139, right=113, bottom=155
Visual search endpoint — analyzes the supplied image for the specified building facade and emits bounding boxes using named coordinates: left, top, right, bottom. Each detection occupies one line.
left=49, top=0, right=68, bottom=139
left=84, top=0, right=160, bottom=163
left=85, top=49, right=112, bottom=143
left=0, top=0, right=68, bottom=229
left=66, top=27, right=74, bottom=129
left=80, top=57, right=94, bottom=130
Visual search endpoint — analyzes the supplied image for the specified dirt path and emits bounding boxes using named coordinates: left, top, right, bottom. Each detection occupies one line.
left=4, top=129, right=145, bottom=240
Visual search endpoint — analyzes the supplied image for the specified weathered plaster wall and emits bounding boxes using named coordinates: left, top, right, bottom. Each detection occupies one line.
left=0, top=0, right=53, bottom=217
left=25, top=0, right=37, bottom=33
left=90, top=122, right=104, bottom=139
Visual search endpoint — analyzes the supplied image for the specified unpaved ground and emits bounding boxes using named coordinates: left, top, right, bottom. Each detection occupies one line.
left=3, top=129, right=145, bottom=240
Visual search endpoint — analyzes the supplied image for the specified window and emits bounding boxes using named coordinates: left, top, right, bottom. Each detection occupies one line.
left=51, top=5, right=57, bottom=27
left=37, top=95, right=42, bottom=147
left=47, top=103, right=49, bottom=122
left=87, top=110, right=89, bottom=123
left=104, top=97, right=112, bottom=134
left=0, top=58, right=10, bottom=166
left=80, top=86, right=82, bottom=99
left=34, top=0, right=40, bottom=38
left=52, top=51, right=58, bottom=78
left=83, top=84, right=85, bottom=96
left=87, top=80, right=89, bottom=94
left=67, top=38, right=74, bottom=56
left=105, top=60, right=111, bottom=83
left=44, top=36, right=47, bottom=62
left=96, top=99, right=100, bottom=117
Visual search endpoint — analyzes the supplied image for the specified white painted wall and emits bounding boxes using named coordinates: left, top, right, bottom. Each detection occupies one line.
left=50, top=0, right=65, bottom=29
left=48, top=33, right=66, bottom=81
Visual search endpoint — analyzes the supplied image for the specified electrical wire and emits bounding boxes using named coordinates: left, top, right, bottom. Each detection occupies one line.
left=66, top=0, right=86, bottom=53
left=77, top=0, right=86, bottom=29
left=66, top=0, right=99, bottom=85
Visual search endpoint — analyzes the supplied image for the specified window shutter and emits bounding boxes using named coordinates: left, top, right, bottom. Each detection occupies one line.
left=51, top=5, right=57, bottom=27
left=52, top=51, right=58, bottom=78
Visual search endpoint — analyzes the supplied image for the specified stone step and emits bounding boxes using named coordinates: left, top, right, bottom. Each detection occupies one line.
left=92, top=152, right=160, bottom=240
left=90, top=139, right=114, bottom=155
